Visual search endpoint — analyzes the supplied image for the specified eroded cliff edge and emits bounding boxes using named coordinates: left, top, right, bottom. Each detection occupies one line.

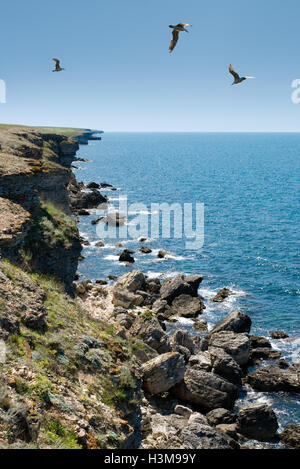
left=0, top=126, right=85, bottom=289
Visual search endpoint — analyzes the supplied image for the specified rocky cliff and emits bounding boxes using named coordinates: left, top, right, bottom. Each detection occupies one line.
left=0, top=126, right=85, bottom=289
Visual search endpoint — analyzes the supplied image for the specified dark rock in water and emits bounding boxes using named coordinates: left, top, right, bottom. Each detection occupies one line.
left=171, top=294, right=206, bottom=318
left=100, top=182, right=113, bottom=188
left=208, top=310, right=252, bottom=337
left=276, top=359, right=290, bottom=369
left=172, top=366, right=239, bottom=412
left=180, top=413, right=232, bottom=449
left=209, top=347, right=243, bottom=385
left=270, top=331, right=289, bottom=340
left=140, top=246, right=152, bottom=254
left=108, top=275, right=118, bottom=280
left=160, top=275, right=195, bottom=304
left=185, top=275, right=204, bottom=296
left=247, top=365, right=300, bottom=393
left=138, top=237, right=147, bottom=243
left=206, top=408, right=237, bottom=427
left=157, top=250, right=168, bottom=259
left=249, top=348, right=281, bottom=362
left=95, top=241, right=105, bottom=247
left=95, top=279, right=108, bottom=285
left=101, top=212, right=126, bottom=227
left=142, top=352, right=185, bottom=395
left=131, top=315, right=171, bottom=355
left=86, top=181, right=100, bottom=189
left=237, top=403, right=279, bottom=441
left=279, top=425, right=300, bottom=449
left=210, top=288, right=233, bottom=303
left=119, top=250, right=135, bottom=263
left=208, top=331, right=251, bottom=366
left=72, top=189, right=107, bottom=210
left=249, top=335, right=272, bottom=349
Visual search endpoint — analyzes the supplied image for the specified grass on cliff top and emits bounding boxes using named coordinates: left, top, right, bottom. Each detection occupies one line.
left=0, top=123, right=87, bottom=138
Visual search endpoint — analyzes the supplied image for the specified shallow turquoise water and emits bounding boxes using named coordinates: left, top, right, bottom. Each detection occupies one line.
left=74, top=132, right=300, bottom=434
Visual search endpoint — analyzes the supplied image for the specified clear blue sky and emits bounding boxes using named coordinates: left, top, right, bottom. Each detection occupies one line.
left=0, top=0, right=299, bottom=131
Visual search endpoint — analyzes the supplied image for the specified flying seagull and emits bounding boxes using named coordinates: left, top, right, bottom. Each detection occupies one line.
left=169, top=24, right=192, bottom=53
left=52, top=58, right=65, bottom=72
left=229, top=64, right=255, bottom=85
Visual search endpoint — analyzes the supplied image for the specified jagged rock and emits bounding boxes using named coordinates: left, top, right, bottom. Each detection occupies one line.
left=170, top=294, right=205, bottom=318
left=193, top=337, right=209, bottom=354
left=180, top=413, right=232, bottom=449
left=0, top=315, right=20, bottom=337
left=279, top=425, right=300, bottom=449
left=119, top=250, right=135, bottom=263
left=146, top=279, right=161, bottom=295
left=270, top=331, right=289, bottom=340
left=209, top=347, right=243, bottom=385
left=247, top=365, right=300, bottom=393
left=73, top=190, right=107, bottom=209
left=249, top=335, right=272, bottom=349
left=140, top=246, right=152, bottom=254
left=172, top=366, right=239, bottom=412
left=142, top=352, right=185, bottom=395
left=151, top=299, right=171, bottom=316
left=115, top=313, right=134, bottom=330
left=208, top=331, right=250, bottom=366
left=95, top=241, right=105, bottom=247
left=112, top=288, right=144, bottom=308
left=206, top=408, right=237, bottom=427
left=95, top=279, right=107, bottom=285
left=86, top=181, right=100, bottom=189
left=193, top=319, right=208, bottom=333
left=237, top=403, right=279, bottom=441
left=276, top=359, right=290, bottom=369
left=114, top=270, right=146, bottom=293
left=131, top=315, right=171, bottom=354
left=171, top=330, right=195, bottom=355
left=160, top=275, right=195, bottom=304
left=216, top=423, right=239, bottom=440
left=21, top=310, right=46, bottom=330
left=185, top=275, right=204, bottom=296
left=210, top=288, right=233, bottom=303
left=208, top=311, right=252, bottom=336
left=6, top=404, right=40, bottom=443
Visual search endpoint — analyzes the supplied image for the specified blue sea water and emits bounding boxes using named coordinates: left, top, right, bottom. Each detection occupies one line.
left=74, top=132, right=299, bottom=438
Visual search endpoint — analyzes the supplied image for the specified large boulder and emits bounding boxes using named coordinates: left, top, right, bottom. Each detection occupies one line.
left=206, top=408, right=237, bottom=427
left=142, top=352, right=185, bottom=395
left=209, top=347, right=243, bottom=385
left=119, top=250, right=135, bottom=263
left=208, top=331, right=250, bottom=366
left=171, top=294, right=205, bottom=318
left=279, top=425, right=300, bottom=449
left=247, top=365, right=300, bottom=393
left=114, top=270, right=146, bottom=293
left=131, top=315, right=171, bottom=354
left=180, top=413, right=232, bottom=449
left=172, top=367, right=239, bottom=412
left=210, top=288, right=233, bottom=303
left=249, top=335, right=272, bottom=349
left=237, top=403, right=279, bottom=441
left=208, top=311, right=252, bottom=336
left=160, top=275, right=195, bottom=304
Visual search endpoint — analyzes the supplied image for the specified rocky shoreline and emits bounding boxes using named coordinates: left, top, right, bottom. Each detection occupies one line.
left=0, top=125, right=299, bottom=450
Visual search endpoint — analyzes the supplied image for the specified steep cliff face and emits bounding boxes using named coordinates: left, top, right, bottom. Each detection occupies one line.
left=0, top=126, right=83, bottom=289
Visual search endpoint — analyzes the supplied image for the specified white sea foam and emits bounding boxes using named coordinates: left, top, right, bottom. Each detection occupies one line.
left=104, top=255, right=119, bottom=261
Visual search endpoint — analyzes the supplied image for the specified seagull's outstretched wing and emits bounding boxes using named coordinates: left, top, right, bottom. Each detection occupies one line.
left=229, top=64, right=240, bottom=81
left=52, top=59, right=60, bottom=70
left=245, top=76, right=256, bottom=79
left=169, top=30, right=179, bottom=53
